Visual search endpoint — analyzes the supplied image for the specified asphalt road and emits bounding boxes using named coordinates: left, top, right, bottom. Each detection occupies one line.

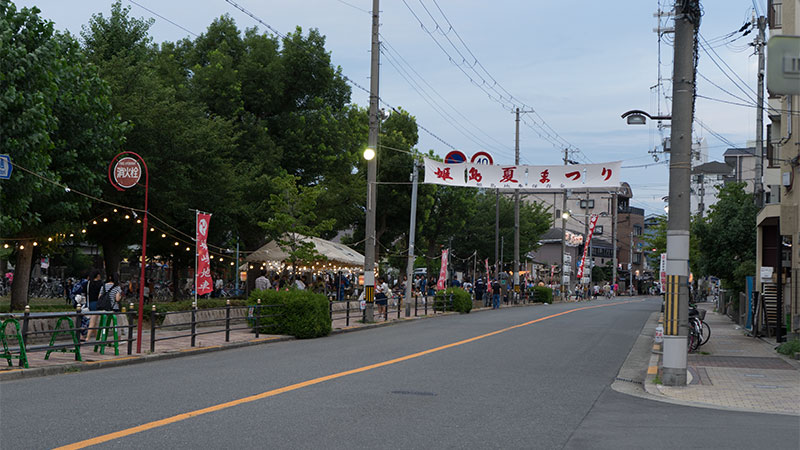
left=2, top=296, right=798, bottom=449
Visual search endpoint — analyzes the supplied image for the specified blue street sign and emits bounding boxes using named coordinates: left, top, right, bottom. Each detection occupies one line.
left=0, top=154, right=11, bottom=180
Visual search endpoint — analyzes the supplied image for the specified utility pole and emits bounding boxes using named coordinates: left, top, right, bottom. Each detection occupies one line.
left=612, top=191, right=618, bottom=288
left=698, top=173, right=705, bottom=216
left=514, top=108, right=521, bottom=303
left=500, top=236, right=504, bottom=276
left=663, top=0, right=700, bottom=386
left=629, top=231, right=634, bottom=295
left=560, top=149, right=569, bottom=301
left=754, top=14, right=766, bottom=208
left=584, top=187, right=591, bottom=297
left=363, top=0, right=380, bottom=323
left=513, top=108, right=533, bottom=302
left=495, top=189, right=499, bottom=282
left=404, top=160, right=419, bottom=317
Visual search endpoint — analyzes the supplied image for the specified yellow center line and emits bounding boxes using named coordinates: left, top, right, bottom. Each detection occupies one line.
left=54, top=299, right=641, bottom=450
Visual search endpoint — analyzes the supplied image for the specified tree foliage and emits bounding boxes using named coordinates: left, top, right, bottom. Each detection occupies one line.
left=1, top=2, right=126, bottom=310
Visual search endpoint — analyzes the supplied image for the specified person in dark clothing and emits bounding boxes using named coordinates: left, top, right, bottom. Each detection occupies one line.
left=474, top=278, right=486, bottom=307
left=491, top=279, right=501, bottom=309
left=85, top=270, right=104, bottom=341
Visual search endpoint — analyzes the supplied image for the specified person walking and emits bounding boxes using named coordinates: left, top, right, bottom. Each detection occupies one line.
left=375, top=277, right=389, bottom=318
left=491, top=278, right=501, bottom=309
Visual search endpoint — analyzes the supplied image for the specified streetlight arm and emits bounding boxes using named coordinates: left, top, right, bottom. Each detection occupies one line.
left=620, top=110, right=672, bottom=121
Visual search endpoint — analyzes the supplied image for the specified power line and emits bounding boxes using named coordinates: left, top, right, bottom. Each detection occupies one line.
left=399, top=0, right=590, bottom=162
left=126, top=0, right=199, bottom=37
left=380, top=39, right=518, bottom=161
left=332, top=0, right=370, bottom=14
left=381, top=35, right=507, bottom=160
left=221, top=0, right=456, bottom=149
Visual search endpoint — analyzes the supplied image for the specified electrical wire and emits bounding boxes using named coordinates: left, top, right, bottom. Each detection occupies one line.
left=127, top=0, right=199, bottom=37
left=400, top=0, right=590, bottom=162
left=222, top=0, right=456, bottom=150
left=380, top=36, right=518, bottom=162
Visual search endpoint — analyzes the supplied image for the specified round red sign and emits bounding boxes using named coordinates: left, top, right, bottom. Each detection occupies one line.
left=113, top=157, right=142, bottom=189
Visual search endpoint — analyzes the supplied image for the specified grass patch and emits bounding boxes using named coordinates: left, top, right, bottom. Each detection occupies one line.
left=652, top=374, right=662, bottom=385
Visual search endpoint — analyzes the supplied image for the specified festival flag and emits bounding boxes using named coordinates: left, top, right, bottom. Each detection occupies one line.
left=485, top=258, right=492, bottom=292
left=576, top=214, right=599, bottom=279
left=196, top=212, right=213, bottom=296
left=437, top=249, right=449, bottom=290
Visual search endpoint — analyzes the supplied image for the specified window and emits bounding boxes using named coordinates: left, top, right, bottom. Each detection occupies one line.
left=594, top=225, right=603, bottom=235
left=580, top=199, right=595, bottom=209
left=633, top=253, right=642, bottom=265
left=633, top=225, right=642, bottom=236
left=768, top=0, right=782, bottom=29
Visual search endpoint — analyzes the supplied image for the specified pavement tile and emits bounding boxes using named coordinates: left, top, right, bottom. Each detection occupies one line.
left=652, top=302, right=800, bottom=416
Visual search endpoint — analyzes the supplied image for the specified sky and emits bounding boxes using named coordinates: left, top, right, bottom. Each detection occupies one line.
left=15, top=0, right=767, bottom=215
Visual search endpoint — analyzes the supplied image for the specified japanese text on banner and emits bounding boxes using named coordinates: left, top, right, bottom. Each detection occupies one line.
left=196, top=213, right=213, bottom=295
left=437, top=250, right=449, bottom=290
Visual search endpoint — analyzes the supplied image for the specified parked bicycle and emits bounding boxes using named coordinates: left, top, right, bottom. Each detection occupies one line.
left=687, top=304, right=711, bottom=352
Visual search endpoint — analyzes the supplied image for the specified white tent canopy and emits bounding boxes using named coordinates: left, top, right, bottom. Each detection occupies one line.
left=245, top=234, right=367, bottom=269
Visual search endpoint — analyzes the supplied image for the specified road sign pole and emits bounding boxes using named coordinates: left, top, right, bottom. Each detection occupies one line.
left=109, top=151, right=149, bottom=354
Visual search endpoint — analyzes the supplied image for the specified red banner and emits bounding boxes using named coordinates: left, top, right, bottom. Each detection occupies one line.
left=485, top=258, right=492, bottom=292
left=437, top=249, right=448, bottom=290
left=577, top=214, right=598, bottom=279
left=196, top=213, right=213, bottom=295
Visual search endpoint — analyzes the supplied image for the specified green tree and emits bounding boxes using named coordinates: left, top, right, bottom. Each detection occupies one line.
left=259, top=173, right=335, bottom=279
left=693, top=182, right=757, bottom=293
left=1, top=2, right=125, bottom=310
left=81, top=4, right=239, bottom=298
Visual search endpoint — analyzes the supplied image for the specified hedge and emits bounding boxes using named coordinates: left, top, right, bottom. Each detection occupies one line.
left=530, top=286, right=553, bottom=304
left=249, top=288, right=331, bottom=339
left=433, top=287, right=472, bottom=313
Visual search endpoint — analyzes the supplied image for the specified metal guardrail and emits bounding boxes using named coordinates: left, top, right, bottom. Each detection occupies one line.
left=0, top=300, right=284, bottom=367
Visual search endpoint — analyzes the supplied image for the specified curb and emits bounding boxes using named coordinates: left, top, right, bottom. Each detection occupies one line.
left=1, top=301, right=551, bottom=382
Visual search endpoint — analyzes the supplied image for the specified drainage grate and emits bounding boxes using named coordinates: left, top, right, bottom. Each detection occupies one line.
left=614, top=377, right=643, bottom=385
left=391, top=390, right=437, bottom=396
left=753, top=385, right=780, bottom=389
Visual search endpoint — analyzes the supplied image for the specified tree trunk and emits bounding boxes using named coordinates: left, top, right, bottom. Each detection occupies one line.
left=101, top=238, right=123, bottom=279
left=10, top=240, right=33, bottom=312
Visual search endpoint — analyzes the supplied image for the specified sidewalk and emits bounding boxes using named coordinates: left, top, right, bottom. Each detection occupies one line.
left=0, top=304, right=477, bottom=381
left=645, top=302, right=800, bottom=416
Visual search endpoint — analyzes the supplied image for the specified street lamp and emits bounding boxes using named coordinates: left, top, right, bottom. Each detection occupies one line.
left=363, top=147, right=375, bottom=161
left=620, top=110, right=672, bottom=125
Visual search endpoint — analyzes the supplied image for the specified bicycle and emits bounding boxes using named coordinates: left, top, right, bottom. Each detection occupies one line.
left=688, top=306, right=710, bottom=352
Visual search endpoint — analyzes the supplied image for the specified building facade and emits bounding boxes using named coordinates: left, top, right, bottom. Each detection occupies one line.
left=756, top=0, right=798, bottom=338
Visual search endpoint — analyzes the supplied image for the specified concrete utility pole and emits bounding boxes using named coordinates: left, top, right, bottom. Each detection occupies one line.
left=363, top=0, right=380, bottom=323
left=754, top=15, right=766, bottom=208
left=612, top=192, right=618, bottom=287
left=697, top=173, right=705, bottom=216
left=495, top=189, right=500, bottom=281
left=404, top=160, right=419, bottom=317
left=663, top=0, right=700, bottom=386
left=514, top=108, right=521, bottom=302
left=629, top=231, right=635, bottom=295
left=560, top=149, right=569, bottom=301
left=584, top=187, right=591, bottom=295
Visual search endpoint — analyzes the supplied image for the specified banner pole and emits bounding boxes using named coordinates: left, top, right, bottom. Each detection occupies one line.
left=195, top=209, right=198, bottom=304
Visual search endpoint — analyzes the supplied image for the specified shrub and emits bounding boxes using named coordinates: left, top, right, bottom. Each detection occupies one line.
left=531, top=286, right=553, bottom=304
left=433, top=288, right=472, bottom=313
left=249, top=288, right=331, bottom=339
left=776, top=339, right=800, bottom=357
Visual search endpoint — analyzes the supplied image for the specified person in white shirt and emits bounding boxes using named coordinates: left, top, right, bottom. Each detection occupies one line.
left=255, top=270, right=271, bottom=291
